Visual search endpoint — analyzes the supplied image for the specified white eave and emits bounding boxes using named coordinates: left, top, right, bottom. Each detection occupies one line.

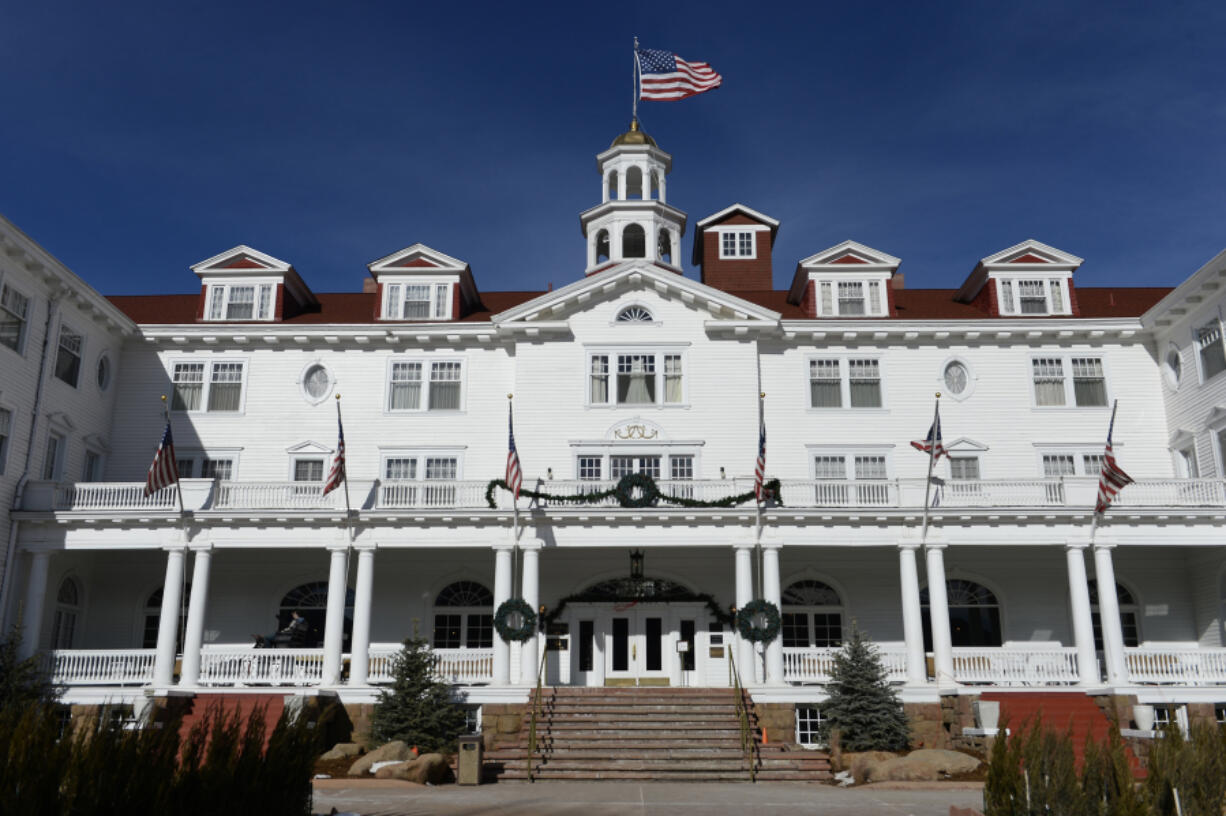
left=191, top=245, right=293, bottom=274
left=367, top=243, right=469, bottom=274
left=138, top=323, right=500, bottom=346
left=1141, top=246, right=1226, bottom=330
left=695, top=203, right=780, bottom=231
left=779, top=316, right=1143, bottom=341
left=797, top=240, right=901, bottom=271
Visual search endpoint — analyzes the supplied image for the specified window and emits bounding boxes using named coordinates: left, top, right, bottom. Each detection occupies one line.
left=616, top=306, right=654, bottom=323
left=0, top=407, right=10, bottom=475
left=381, top=282, right=453, bottom=321
left=381, top=453, right=462, bottom=507
left=1031, top=355, right=1108, bottom=407
left=43, top=433, right=64, bottom=481
left=943, top=360, right=970, bottom=398
left=587, top=351, right=684, bottom=406
left=669, top=455, right=694, bottom=480
left=922, top=579, right=1002, bottom=649
left=54, top=327, right=82, bottom=387
left=433, top=581, right=493, bottom=650
left=1163, top=346, right=1182, bottom=390
left=0, top=284, right=29, bottom=353
left=176, top=455, right=234, bottom=480
left=1176, top=447, right=1199, bottom=478
left=996, top=278, right=1071, bottom=316
left=947, top=456, right=982, bottom=499
left=813, top=278, right=887, bottom=317
left=781, top=580, right=843, bottom=648
left=205, top=283, right=275, bottom=321
left=279, top=582, right=352, bottom=649
left=576, top=452, right=696, bottom=484
left=1214, top=704, right=1226, bottom=725
left=1088, top=580, right=1140, bottom=651
left=811, top=453, right=890, bottom=506
left=808, top=358, right=883, bottom=409
left=719, top=230, right=755, bottom=259
left=838, top=281, right=865, bottom=316
left=82, top=451, right=103, bottom=482
left=1197, top=320, right=1226, bottom=382
left=293, top=458, right=324, bottom=482
left=142, top=585, right=191, bottom=650
left=52, top=578, right=81, bottom=649
left=796, top=707, right=825, bottom=748
left=387, top=359, right=464, bottom=412
left=302, top=364, right=331, bottom=402
left=170, top=360, right=245, bottom=413
left=96, top=355, right=111, bottom=391
left=611, top=455, right=660, bottom=478
left=578, top=456, right=602, bottom=480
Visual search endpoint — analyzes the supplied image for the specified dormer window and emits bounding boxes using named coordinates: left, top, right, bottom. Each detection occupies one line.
left=814, top=278, right=887, bottom=317
left=719, top=230, right=755, bottom=259
left=382, top=282, right=451, bottom=320
left=616, top=306, right=654, bottom=323
left=996, top=278, right=1070, bottom=316
left=205, top=283, right=275, bottom=321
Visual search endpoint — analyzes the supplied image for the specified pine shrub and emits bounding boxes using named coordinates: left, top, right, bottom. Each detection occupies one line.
left=818, top=624, right=910, bottom=751
left=370, top=637, right=469, bottom=752
left=0, top=624, right=57, bottom=711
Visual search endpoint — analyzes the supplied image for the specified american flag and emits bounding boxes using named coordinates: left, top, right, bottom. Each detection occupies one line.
left=1094, top=404, right=1134, bottom=514
left=637, top=47, right=722, bottom=101
left=143, top=421, right=180, bottom=497
left=506, top=402, right=523, bottom=502
left=754, top=407, right=768, bottom=502
left=911, top=406, right=948, bottom=460
left=322, top=410, right=345, bottom=496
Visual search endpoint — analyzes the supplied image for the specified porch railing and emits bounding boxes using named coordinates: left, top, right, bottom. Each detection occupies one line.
left=377, top=481, right=492, bottom=510
left=366, top=645, right=494, bottom=685
left=213, top=482, right=344, bottom=511
left=782, top=645, right=909, bottom=684
left=1124, top=647, right=1226, bottom=684
left=43, top=649, right=157, bottom=685
left=950, top=647, right=1080, bottom=685
left=52, top=483, right=178, bottom=512
left=197, top=647, right=324, bottom=686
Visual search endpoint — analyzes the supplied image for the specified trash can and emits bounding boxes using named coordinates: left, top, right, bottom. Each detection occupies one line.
left=456, top=735, right=483, bottom=785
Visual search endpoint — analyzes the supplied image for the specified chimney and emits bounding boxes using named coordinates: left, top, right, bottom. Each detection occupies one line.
left=362, top=277, right=378, bottom=294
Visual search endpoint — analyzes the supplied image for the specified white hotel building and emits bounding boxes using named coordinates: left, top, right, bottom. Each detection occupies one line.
left=1, top=123, right=1225, bottom=742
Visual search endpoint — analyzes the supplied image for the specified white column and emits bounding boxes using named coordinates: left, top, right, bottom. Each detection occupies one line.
left=152, top=548, right=186, bottom=687
left=898, top=544, right=927, bottom=685
left=1093, top=545, right=1128, bottom=685
left=734, top=544, right=755, bottom=684
left=639, top=164, right=650, bottom=199
left=1066, top=544, right=1098, bottom=686
left=617, top=170, right=627, bottom=201
left=321, top=546, right=349, bottom=686
left=602, top=171, right=610, bottom=203
left=658, top=173, right=667, bottom=203
left=18, top=551, right=51, bottom=660
left=179, top=547, right=213, bottom=686
left=348, top=547, right=376, bottom=686
left=492, top=544, right=513, bottom=685
left=925, top=544, right=954, bottom=687
left=762, top=543, right=784, bottom=685
left=520, top=541, right=541, bottom=685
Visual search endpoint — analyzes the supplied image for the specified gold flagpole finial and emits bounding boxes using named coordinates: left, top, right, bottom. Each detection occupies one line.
left=335, top=393, right=341, bottom=400
left=507, top=393, right=513, bottom=400
left=160, top=395, right=167, bottom=403
left=760, top=392, right=766, bottom=399
left=935, top=392, right=942, bottom=399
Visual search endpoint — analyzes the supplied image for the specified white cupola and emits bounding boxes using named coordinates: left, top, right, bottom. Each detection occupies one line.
left=579, top=120, right=687, bottom=275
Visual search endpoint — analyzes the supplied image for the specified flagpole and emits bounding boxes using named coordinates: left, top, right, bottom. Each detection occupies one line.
left=1088, top=399, right=1120, bottom=545
left=632, top=37, right=640, bottom=123
left=335, top=395, right=351, bottom=516
left=919, top=393, right=940, bottom=544
left=161, top=395, right=185, bottom=515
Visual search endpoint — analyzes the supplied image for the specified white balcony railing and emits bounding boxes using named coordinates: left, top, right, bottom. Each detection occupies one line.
left=1124, top=648, right=1226, bottom=684
left=367, top=645, right=494, bottom=685
left=197, top=647, right=325, bottom=686
left=950, top=647, right=1080, bottom=685
left=43, top=649, right=157, bottom=685
left=25, top=476, right=1226, bottom=514
left=782, top=645, right=909, bottom=684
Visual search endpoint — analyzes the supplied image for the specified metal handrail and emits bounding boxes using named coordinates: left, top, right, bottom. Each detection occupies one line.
left=526, top=642, right=549, bottom=783
left=727, top=649, right=757, bottom=783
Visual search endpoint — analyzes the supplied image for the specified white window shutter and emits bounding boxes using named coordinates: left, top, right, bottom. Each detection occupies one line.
left=384, top=284, right=402, bottom=319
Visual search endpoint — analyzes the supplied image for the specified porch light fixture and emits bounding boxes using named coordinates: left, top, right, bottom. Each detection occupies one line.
left=720, top=467, right=726, bottom=479
left=547, top=467, right=553, bottom=480
left=630, top=549, right=644, bottom=580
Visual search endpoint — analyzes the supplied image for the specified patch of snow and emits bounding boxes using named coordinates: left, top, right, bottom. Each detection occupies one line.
left=369, top=760, right=406, bottom=774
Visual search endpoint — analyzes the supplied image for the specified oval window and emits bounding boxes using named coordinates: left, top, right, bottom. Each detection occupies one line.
left=303, top=364, right=330, bottom=400
left=1164, top=347, right=1182, bottom=390
left=943, top=361, right=969, bottom=396
left=96, top=356, right=111, bottom=391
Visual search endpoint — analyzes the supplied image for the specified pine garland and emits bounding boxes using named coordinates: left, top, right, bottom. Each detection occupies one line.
left=485, top=474, right=783, bottom=510
left=818, top=624, right=911, bottom=752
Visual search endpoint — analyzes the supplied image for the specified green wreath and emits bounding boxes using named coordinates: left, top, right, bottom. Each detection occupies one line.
left=614, top=473, right=658, bottom=508
left=493, top=598, right=537, bottom=642
left=736, top=599, right=781, bottom=644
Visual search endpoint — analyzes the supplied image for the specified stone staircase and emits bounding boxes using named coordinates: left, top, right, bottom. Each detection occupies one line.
left=486, top=686, right=831, bottom=782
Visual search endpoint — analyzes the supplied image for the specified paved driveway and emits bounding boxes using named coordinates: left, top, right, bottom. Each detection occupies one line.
left=314, top=780, right=984, bottom=816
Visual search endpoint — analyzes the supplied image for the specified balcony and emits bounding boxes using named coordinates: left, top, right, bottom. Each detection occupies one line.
left=20, top=476, right=1226, bottom=515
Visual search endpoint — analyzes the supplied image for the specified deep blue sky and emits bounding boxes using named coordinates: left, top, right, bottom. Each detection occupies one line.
left=2, top=0, right=1224, bottom=297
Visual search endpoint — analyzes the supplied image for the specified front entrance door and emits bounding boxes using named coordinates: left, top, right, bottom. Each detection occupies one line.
left=607, top=609, right=669, bottom=685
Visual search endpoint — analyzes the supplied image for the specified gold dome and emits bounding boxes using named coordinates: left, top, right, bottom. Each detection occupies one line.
left=611, top=119, right=657, bottom=148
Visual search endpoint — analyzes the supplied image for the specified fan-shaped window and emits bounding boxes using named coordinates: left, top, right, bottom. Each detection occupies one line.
left=782, top=579, right=843, bottom=648
left=595, top=229, right=610, bottom=264
left=616, top=306, right=654, bottom=323
left=622, top=224, right=646, bottom=258
left=52, top=577, right=81, bottom=649
left=657, top=229, right=672, bottom=264
left=143, top=584, right=191, bottom=650
left=921, top=579, right=1001, bottom=648
left=1088, top=580, right=1140, bottom=649
left=433, top=581, right=493, bottom=649
left=278, top=581, right=354, bottom=649
left=625, top=166, right=644, bottom=199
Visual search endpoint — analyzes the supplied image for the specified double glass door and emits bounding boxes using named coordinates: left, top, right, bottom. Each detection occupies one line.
left=608, top=610, right=667, bottom=682
left=569, top=604, right=701, bottom=686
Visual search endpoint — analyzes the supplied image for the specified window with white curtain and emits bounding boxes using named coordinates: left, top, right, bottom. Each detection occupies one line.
left=381, top=282, right=452, bottom=320
left=169, top=360, right=246, bottom=413
left=808, top=357, right=883, bottom=409
left=996, top=278, right=1071, bottom=316
left=1032, top=355, right=1107, bottom=407
left=837, top=281, right=865, bottom=316
left=386, top=358, right=464, bottom=411
left=812, top=277, right=889, bottom=317
left=204, top=283, right=275, bottom=320
left=586, top=349, right=684, bottom=406
left=810, top=451, right=892, bottom=506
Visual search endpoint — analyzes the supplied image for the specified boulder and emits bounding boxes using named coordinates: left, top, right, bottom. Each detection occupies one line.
left=840, top=750, right=898, bottom=778
left=348, top=741, right=411, bottom=776
left=320, top=742, right=363, bottom=761
left=861, top=749, right=981, bottom=782
left=375, top=753, right=451, bottom=785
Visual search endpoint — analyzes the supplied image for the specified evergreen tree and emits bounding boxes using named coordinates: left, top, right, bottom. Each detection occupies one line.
left=0, top=624, right=57, bottom=713
left=818, top=624, right=910, bottom=751
left=370, top=638, right=468, bottom=753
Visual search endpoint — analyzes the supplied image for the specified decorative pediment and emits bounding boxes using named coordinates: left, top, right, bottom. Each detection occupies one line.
left=606, top=417, right=666, bottom=441
left=978, top=239, right=1083, bottom=270
left=798, top=240, right=901, bottom=272
left=191, top=245, right=292, bottom=275
left=493, top=261, right=781, bottom=326
left=45, top=411, right=75, bottom=431
left=82, top=433, right=110, bottom=452
left=368, top=244, right=468, bottom=276
left=286, top=440, right=334, bottom=455
left=1205, top=406, right=1226, bottom=430
left=945, top=437, right=988, bottom=452
left=1168, top=428, right=1197, bottom=449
